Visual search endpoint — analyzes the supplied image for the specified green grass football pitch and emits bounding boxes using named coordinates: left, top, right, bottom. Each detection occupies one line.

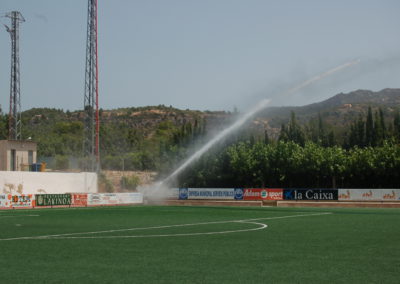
left=0, top=206, right=399, bottom=283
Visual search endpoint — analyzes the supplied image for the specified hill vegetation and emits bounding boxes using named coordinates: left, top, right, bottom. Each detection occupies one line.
left=0, top=88, right=399, bottom=188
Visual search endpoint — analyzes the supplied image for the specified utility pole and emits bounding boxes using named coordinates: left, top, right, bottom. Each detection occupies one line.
left=4, top=11, right=25, bottom=140
left=83, top=0, right=100, bottom=172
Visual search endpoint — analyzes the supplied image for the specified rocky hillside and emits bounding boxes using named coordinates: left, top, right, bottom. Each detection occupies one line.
left=256, top=88, right=400, bottom=138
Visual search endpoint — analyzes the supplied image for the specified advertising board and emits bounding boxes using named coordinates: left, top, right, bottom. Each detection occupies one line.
left=381, top=189, right=399, bottom=201
left=87, top=193, right=144, bottom=205
left=101, top=193, right=119, bottom=205
left=283, top=188, right=338, bottom=200
left=87, top=193, right=104, bottom=205
left=72, top=194, right=88, bottom=206
left=179, top=188, right=188, bottom=200
left=234, top=188, right=244, bottom=200
left=11, top=194, right=34, bottom=208
left=181, top=188, right=235, bottom=200
left=0, top=194, right=10, bottom=208
left=165, top=188, right=179, bottom=199
left=35, top=194, right=71, bottom=206
left=338, top=189, right=400, bottom=201
left=242, top=188, right=283, bottom=201
left=117, top=193, right=143, bottom=204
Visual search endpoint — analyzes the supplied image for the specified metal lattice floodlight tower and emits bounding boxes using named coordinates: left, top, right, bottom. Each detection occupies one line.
left=83, top=0, right=100, bottom=172
left=4, top=11, right=25, bottom=140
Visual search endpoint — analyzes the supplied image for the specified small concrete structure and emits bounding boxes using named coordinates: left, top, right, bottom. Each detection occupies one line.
left=0, top=140, right=37, bottom=171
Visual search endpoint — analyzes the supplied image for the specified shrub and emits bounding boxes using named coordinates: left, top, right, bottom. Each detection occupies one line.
left=121, top=175, right=140, bottom=190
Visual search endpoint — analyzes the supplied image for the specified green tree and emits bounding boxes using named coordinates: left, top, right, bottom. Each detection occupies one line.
left=0, top=112, right=7, bottom=140
left=264, top=129, right=271, bottom=144
left=288, top=112, right=305, bottom=146
left=278, top=124, right=288, bottom=142
left=373, top=110, right=383, bottom=146
left=356, top=115, right=365, bottom=147
left=394, top=109, right=400, bottom=140
left=318, top=113, right=328, bottom=146
left=365, top=106, right=374, bottom=146
left=379, top=108, right=386, bottom=140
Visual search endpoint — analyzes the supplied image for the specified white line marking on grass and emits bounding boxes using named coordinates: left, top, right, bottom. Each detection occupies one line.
left=0, top=212, right=332, bottom=241
left=0, top=215, right=39, bottom=218
left=34, top=222, right=269, bottom=239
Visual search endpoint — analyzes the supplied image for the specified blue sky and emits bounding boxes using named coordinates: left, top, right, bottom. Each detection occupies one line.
left=0, top=0, right=399, bottom=112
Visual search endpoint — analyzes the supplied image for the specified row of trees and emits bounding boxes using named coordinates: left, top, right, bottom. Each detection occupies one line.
left=177, top=140, right=400, bottom=188
left=278, top=108, right=400, bottom=148
left=175, top=108, right=400, bottom=188
left=347, top=107, right=400, bottom=148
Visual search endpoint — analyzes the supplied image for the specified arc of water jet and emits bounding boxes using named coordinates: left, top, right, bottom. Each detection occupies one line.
left=285, top=59, right=360, bottom=96
left=162, top=99, right=270, bottom=185
left=162, top=59, right=360, bottom=185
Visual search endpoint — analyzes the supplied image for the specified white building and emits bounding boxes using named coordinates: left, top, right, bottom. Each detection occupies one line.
left=0, top=140, right=37, bottom=171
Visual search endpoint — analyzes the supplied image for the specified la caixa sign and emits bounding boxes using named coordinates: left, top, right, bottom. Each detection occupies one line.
left=283, top=189, right=338, bottom=201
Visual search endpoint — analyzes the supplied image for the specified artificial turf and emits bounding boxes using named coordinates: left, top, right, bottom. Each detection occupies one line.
left=0, top=206, right=399, bottom=283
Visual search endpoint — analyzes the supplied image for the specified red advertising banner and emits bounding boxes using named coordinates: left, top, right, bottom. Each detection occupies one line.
left=266, top=189, right=284, bottom=200
left=11, top=194, right=35, bottom=207
left=72, top=194, right=88, bottom=206
left=243, top=188, right=283, bottom=201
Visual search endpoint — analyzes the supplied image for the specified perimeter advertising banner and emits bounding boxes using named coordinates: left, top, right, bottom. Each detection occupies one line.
left=87, top=193, right=118, bottom=205
left=0, top=194, right=10, bottom=208
left=87, top=193, right=104, bottom=205
left=117, top=193, right=143, bottom=204
left=283, top=188, right=338, bottom=201
left=35, top=194, right=71, bottom=206
left=100, top=193, right=119, bottom=205
left=242, top=188, right=283, bottom=201
left=165, top=188, right=179, bottom=199
left=382, top=189, right=400, bottom=201
left=11, top=194, right=35, bottom=208
left=179, top=188, right=235, bottom=200
left=72, top=194, right=88, bottom=206
left=338, top=189, right=400, bottom=201
left=87, top=193, right=144, bottom=205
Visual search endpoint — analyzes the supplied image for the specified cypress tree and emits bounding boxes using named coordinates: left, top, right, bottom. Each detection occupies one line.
left=356, top=115, right=365, bottom=147
left=288, top=111, right=305, bottom=146
left=379, top=108, right=386, bottom=140
left=348, top=123, right=356, bottom=147
left=264, top=129, right=270, bottom=144
left=279, top=124, right=288, bottom=142
left=394, top=110, right=400, bottom=139
left=306, top=118, right=318, bottom=144
left=373, top=110, right=383, bottom=146
left=318, top=113, right=327, bottom=146
left=328, top=130, right=335, bottom=147
left=366, top=106, right=374, bottom=146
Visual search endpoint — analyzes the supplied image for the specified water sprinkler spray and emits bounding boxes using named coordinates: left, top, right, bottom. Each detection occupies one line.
left=146, top=59, right=361, bottom=195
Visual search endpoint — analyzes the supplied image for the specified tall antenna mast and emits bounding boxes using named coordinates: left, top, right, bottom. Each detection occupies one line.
left=4, top=11, right=25, bottom=140
left=83, top=0, right=100, bottom=172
